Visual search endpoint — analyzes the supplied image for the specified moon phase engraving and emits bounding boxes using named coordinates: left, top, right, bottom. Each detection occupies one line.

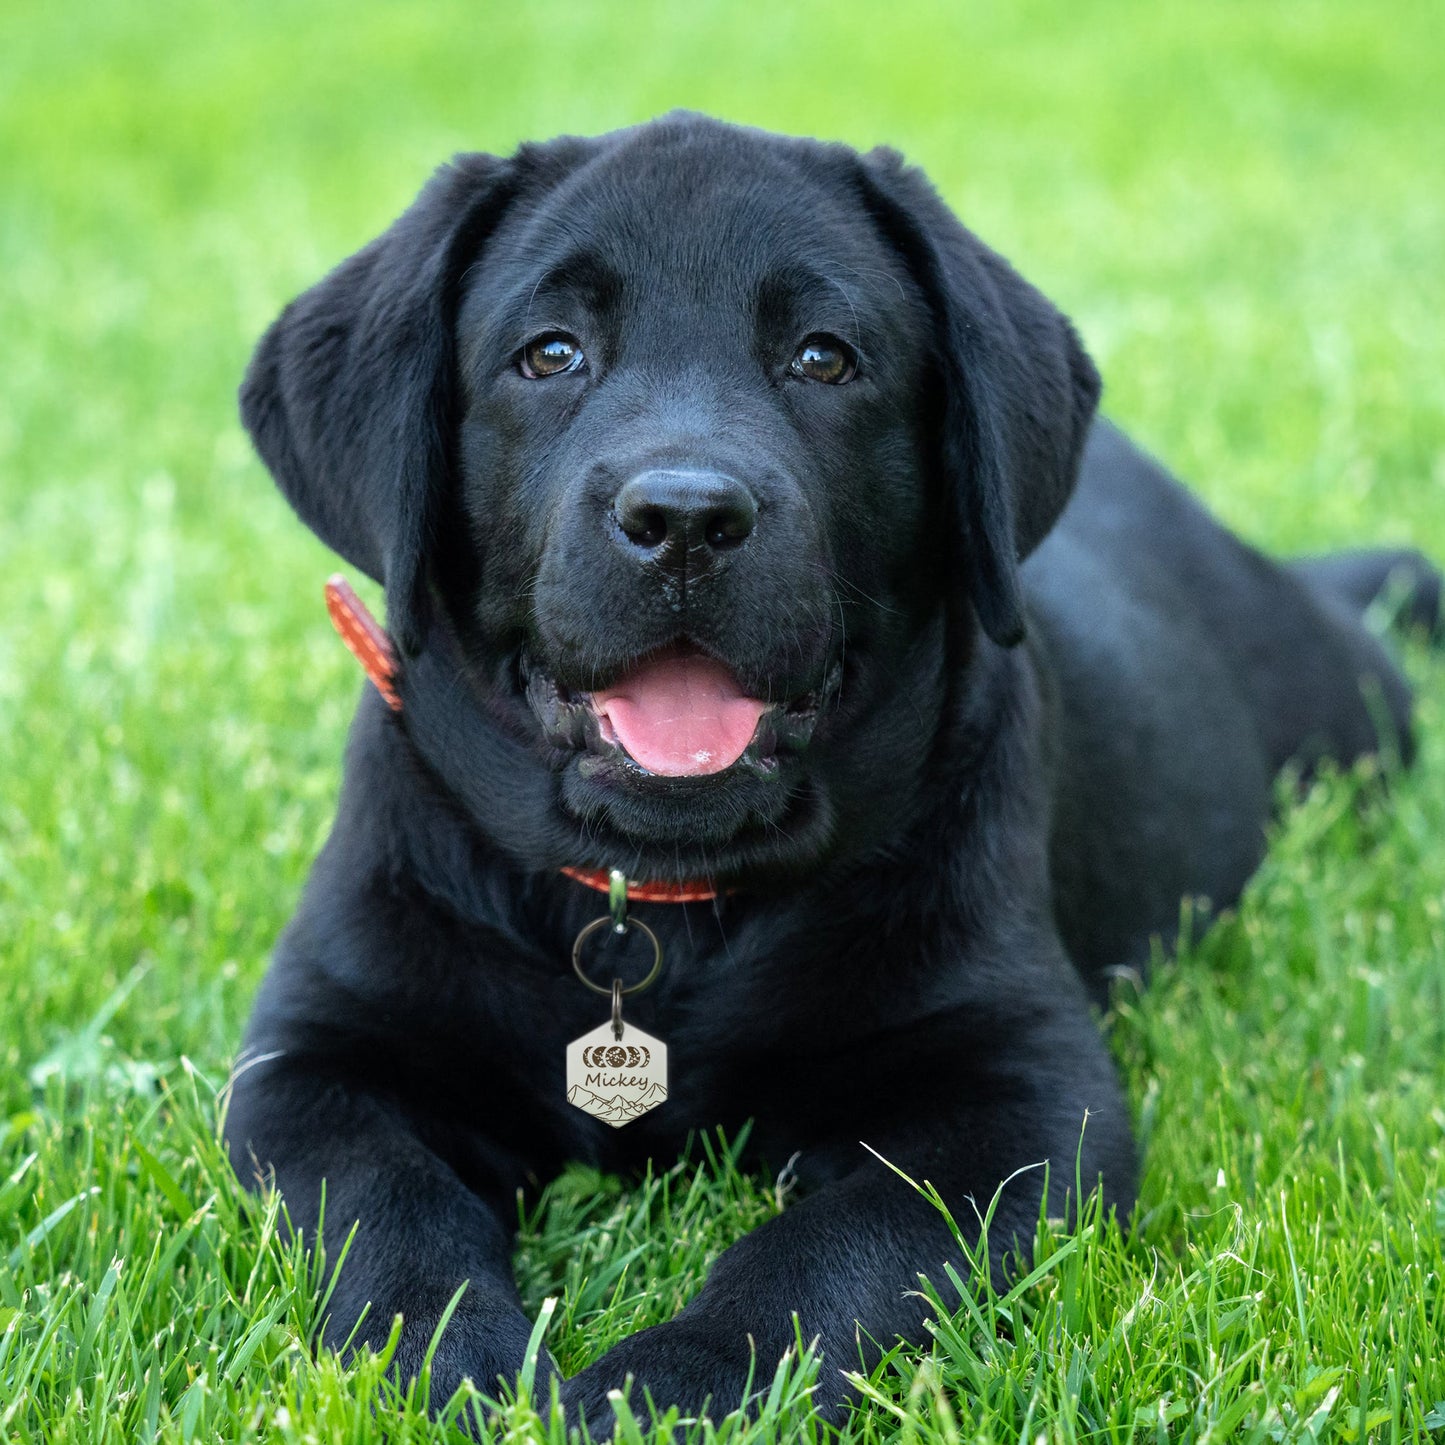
left=582, top=1043, right=650, bottom=1067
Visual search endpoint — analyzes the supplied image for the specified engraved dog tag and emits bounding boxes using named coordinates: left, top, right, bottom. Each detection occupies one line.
left=566, top=1019, right=668, bottom=1127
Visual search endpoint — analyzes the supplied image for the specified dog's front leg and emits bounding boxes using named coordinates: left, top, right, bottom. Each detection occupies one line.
left=226, top=1053, right=542, bottom=1407
left=559, top=1037, right=1135, bottom=1428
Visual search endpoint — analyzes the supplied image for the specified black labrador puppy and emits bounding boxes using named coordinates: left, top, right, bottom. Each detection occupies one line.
left=226, top=113, right=1439, bottom=1422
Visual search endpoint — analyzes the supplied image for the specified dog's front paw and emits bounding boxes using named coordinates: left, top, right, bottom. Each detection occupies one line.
left=559, top=1319, right=759, bottom=1428
left=370, top=1295, right=553, bottom=1419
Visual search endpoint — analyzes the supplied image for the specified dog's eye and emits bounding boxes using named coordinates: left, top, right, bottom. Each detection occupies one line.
left=519, top=332, right=585, bottom=379
left=790, top=334, right=857, bottom=385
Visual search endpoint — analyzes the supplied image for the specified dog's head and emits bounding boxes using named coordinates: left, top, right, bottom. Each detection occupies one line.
left=242, top=114, right=1098, bottom=884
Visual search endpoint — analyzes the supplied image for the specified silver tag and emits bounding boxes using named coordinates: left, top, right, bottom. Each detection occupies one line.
left=565, top=1019, right=668, bottom=1127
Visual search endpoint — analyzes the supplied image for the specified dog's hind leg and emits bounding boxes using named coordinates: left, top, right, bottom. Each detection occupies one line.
left=1290, top=547, right=1444, bottom=642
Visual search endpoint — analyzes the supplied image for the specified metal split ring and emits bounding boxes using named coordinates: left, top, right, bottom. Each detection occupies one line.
left=571, top=915, right=663, bottom=998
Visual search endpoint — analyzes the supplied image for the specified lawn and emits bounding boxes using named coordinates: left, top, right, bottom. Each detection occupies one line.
left=1, top=1, right=1443, bottom=1440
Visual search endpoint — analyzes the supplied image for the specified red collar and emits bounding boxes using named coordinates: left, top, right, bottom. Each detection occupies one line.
left=558, top=867, right=720, bottom=903
left=325, top=575, right=721, bottom=904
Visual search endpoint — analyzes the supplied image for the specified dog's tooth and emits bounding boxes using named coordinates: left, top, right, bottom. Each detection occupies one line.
left=736, top=749, right=779, bottom=779
left=751, top=714, right=778, bottom=759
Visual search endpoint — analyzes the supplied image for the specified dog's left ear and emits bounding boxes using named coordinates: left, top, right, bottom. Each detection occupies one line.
left=853, top=148, right=1101, bottom=647
left=239, top=154, right=518, bottom=654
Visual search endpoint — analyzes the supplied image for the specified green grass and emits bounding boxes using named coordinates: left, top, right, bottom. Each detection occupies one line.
left=2, top=1, right=1443, bottom=1439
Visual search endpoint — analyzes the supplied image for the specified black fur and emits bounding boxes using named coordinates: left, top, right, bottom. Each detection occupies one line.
left=227, top=114, right=1439, bottom=1425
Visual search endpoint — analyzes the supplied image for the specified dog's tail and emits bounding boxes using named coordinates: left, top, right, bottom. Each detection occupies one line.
left=1290, top=547, right=1443, bottom=644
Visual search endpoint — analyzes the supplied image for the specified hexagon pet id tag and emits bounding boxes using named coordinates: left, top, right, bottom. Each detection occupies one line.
left=566, top=872, right=669, bottom=1127
left=566, top=1018, right=668, bottom=1127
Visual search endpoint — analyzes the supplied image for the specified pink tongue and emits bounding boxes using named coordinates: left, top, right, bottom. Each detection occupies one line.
left=590, top=650, right=769, bottom=776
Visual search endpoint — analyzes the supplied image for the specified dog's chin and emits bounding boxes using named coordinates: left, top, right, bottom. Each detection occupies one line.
left=553, top=768, right=840, bottom=885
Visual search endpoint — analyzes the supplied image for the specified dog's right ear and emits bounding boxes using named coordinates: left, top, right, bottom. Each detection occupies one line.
left=239, top=154, right=518, bottom=655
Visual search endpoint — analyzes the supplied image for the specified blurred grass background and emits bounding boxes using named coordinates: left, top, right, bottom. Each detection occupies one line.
left=1, top=1, right=1442, bottom=1440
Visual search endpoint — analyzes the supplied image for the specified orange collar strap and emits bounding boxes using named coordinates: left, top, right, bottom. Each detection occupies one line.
left=326, top=575, right=402, bottom=711
left=324, top=576, right=721, bottom=904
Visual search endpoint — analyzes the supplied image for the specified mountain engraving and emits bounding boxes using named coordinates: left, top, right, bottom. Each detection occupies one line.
left=566, top=1080, right=669, bottom=1127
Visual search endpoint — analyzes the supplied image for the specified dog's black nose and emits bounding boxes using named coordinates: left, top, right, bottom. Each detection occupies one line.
left=613, top=470, right=757, bottom=568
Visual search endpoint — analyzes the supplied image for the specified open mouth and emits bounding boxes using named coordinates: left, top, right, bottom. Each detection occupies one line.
left=525, top=642, right=837, bottom=780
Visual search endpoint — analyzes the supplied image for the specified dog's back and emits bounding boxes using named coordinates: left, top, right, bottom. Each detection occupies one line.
left=1027, top=420, right=1439, bottom=994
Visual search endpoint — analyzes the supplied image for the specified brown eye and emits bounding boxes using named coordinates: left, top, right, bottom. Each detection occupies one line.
left=790, top=333, right=857, bottom=385
left=520, top=332, right=585, bottom=379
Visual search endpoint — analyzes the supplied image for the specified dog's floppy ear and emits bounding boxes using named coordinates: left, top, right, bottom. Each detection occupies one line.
left=240, top=154, right=518, bottom=654
left=853, top=148, right=1101, bottom=646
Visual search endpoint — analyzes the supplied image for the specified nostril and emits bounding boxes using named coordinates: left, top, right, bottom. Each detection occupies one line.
left=620, top=504, right=668, bottom=548
left=704, top=504, right=753, bottom=549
